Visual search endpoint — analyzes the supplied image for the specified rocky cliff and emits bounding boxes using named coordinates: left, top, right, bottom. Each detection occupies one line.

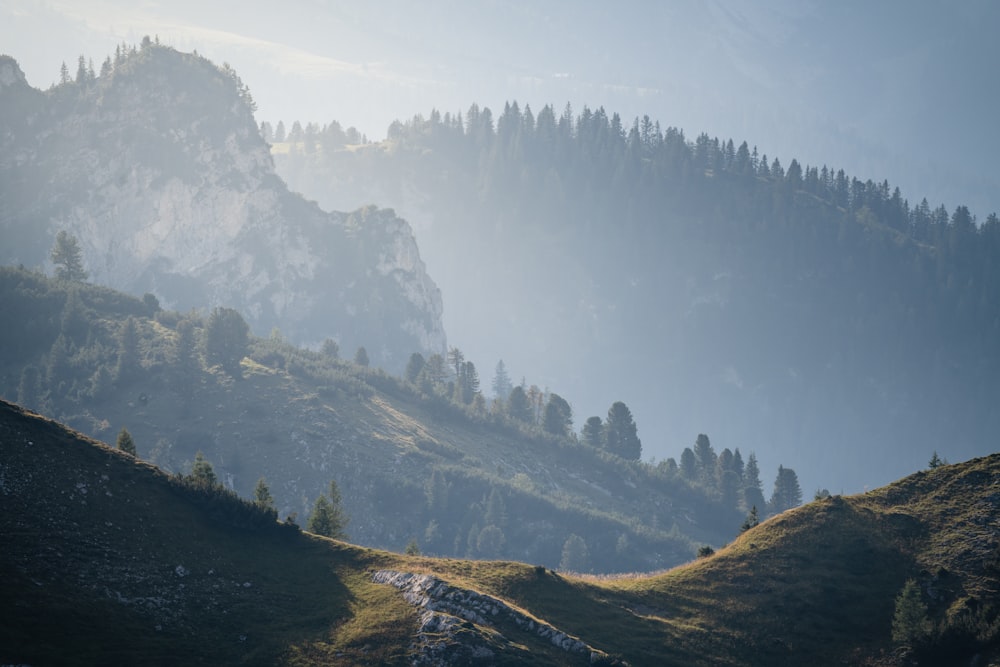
left=0, top=46, right=444, bottom=369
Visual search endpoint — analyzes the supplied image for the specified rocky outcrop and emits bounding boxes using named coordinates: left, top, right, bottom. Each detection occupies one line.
left=372, top=570, right=618, bottom=665
left=0, top=46, right=445, bottom=370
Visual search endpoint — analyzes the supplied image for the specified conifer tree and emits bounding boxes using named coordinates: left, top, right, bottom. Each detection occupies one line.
left=740, top=505, right=759, bottom=533
left=581, top=416, right=604, bottom=448
left=543, top=393, right=573, bottom=436
left=604, top=401, right=641, bottom=460
left=769, top=465, right=802, bottom=514
left=204, top=307, right=249, bottom=376
left=308, top=480, right=349, bottom=539
left=51, top=231, right=87, bottom=282
left=743, top=452, right=766, bottom=511
left=891, top=579, right=930, bottom=646
left=188, top=451, right=219, bottom=489
left=353, top=346, right=369, bottom=367
left=116, top=427, right=136, bottom=456
left=253, top=477, right=275, bottom=510
left=507, top=385, right=532, bottom=423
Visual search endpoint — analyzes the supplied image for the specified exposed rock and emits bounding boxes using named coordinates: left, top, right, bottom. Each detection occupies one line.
left=372, top=570, right=617, bottom=665
left=0, top=48, right=445, bottom=370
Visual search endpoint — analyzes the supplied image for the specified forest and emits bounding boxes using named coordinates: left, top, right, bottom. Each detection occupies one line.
left=271, top=100, right=1000, bottom=494
left=2, top=262, right=806, bottom=572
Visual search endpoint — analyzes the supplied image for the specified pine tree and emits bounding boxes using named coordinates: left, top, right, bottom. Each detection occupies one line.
left=51, top=231, right=87, bottom=282
left=743, top=452, right=766, bottom=511
left=693, top=434, right=716, bottom=482
left=116, top=427, right=137, bottom=456
left=204, top=307, right=249, bottom=376
left=680, top=447, right=697, bottom=480
left=605, top=401, right=641, bottom=460
left=307, top=495, right=337, bottom=536
left=353, top=346, right=369, bottom=367
left=543, top=393, right=573, bottom=436
left=308, top=480, right=349, bottom=539
left=891, top=579, right=930, bottom=646
left=188, top=451, right=219, bottom=489
left=581, top=416, right=603, bottom=448
left=740, top=505, right=759, bottom=533
left=253, top=477, right=275, bottom=510
left=769, top=465, right=802, bottom=514
left=507, top=385, right=532, bottom=423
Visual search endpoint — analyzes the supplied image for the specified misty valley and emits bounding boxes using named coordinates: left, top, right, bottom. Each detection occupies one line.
left=2, top=37, right=999, bottom=667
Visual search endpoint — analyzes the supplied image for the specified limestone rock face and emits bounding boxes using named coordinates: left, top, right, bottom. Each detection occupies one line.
left=0, top=47, right=445, bottom=369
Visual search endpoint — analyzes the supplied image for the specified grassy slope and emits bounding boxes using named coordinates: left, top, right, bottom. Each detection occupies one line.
left=4, top=398, right=998, bottom=665
left=0, top=400, right=596, bottom=665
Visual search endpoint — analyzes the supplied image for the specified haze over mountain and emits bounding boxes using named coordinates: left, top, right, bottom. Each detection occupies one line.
left=0, top=46, right=445, bottom=370
left=3, top=0, right=997, bottom=219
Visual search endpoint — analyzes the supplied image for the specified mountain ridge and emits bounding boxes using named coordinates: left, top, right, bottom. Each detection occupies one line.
left=2, top=398, right=998, bottom=665
left=0, top=44, right=445, bottom=370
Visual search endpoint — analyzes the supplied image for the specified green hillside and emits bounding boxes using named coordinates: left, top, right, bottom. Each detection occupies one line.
left=3, top=399, right=998, bottom=665
left=2, top=266, right=762, bottom=574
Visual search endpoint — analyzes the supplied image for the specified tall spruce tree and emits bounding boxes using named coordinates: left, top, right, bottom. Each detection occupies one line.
left=604, top=401, right=641, bottom=460
left=51, top=231, right=88, bottom=282
left=769, top=465, right=802, bottom=514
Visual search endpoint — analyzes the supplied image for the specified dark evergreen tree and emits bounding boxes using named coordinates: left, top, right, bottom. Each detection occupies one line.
left=769, top=465, right=802, bottom=514
left=581, top=416, right=604, bottom=448
left=680, top=447, right=697, bottom=480
left=543, top=393, right=573, bottom=437
left=605, top=401, right=641, bottom=460
left=353, top=346, right=369, bottom=367
left=204, top=307, right=249, bottom=376
left=188, top=451, right=219, bottom=489
left=116, top=427, right=136, bottom=456
left=693, top=434, right=716, bottom=482
left=51, top=231, right=87, bottom=282
left=743, top=452, right=766, bottom=511
left=740, top=505, right=759, bottom=533
left=252, top=477, right=275, bottom=511
left=507, top=385, right=532, bottom=423
left=892, top=579, right=930, bottom=646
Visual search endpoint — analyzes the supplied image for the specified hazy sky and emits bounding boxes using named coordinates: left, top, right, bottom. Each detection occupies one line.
left=2, top=0, right=998, bottom=218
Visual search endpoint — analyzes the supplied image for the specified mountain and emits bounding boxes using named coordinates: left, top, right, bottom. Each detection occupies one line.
left=3, top=399, right=997, bottom=666
left=0, top=45, right=444, bottom=370
left=1, top=267, right=743, bottom=575
left=272, top=106, right=1000, bottom=495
